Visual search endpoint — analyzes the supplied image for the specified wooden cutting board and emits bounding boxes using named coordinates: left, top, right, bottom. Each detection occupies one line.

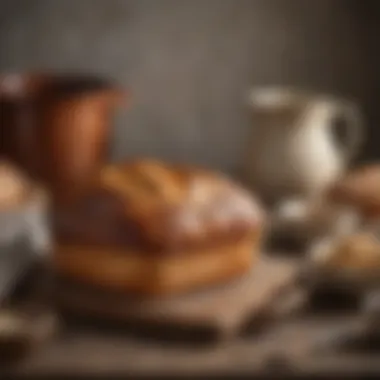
left=56, top=256, right=301, bottom=341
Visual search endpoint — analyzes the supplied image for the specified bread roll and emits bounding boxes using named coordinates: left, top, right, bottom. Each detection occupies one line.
left=328, top=164, right=380, bottom=219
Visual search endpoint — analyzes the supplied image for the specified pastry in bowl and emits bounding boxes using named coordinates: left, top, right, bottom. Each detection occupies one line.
left=53, top=159, right=265, bottom=296
left=307, top=230, right=380, bottom=292
left=312, top=232, right=380, bottom=271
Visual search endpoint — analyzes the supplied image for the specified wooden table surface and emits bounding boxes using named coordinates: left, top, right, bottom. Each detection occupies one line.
left=4, top=313, right=380, bottom=378
left=3, top=254, right=380, bottom=378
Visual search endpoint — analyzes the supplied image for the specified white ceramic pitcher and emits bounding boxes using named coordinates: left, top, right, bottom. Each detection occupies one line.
left=243, top=87, right=364, bottom=204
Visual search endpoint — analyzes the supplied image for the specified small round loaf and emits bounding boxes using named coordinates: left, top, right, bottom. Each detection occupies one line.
left=328, top=164, right=380, bottom=219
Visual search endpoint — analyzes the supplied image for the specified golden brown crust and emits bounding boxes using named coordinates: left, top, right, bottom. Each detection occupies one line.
left=55, top=159, right=265, bottom=254
left=315, top=232, right=380, bottom=271
left=328, top=164, right=380, bottom=218
left=53, top=234, right=259, bottom=296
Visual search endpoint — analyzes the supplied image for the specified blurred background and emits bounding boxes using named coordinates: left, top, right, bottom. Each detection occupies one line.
left=0, top=0, right=379, bottom=173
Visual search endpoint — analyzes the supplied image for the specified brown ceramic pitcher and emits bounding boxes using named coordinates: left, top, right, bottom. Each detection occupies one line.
left=0, top=73, right=126, bottom=204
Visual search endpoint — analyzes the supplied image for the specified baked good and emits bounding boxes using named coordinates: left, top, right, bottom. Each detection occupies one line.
left=53, top=159, right=265, bottom=296
left=312, top=232, right=380, bottom=272
left=328, top=164, right=380, bottom=219
left=0, top=161, right=31, bottom=210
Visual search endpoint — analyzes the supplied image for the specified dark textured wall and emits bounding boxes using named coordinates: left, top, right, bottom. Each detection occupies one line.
left=0, top=0, right=377, bottom=172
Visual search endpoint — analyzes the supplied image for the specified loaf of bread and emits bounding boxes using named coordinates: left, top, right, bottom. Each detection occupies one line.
left=53, top=159, right=265, bottom=295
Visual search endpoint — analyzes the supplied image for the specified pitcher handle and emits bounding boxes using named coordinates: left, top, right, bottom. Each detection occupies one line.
left=336, top=102, right=365, bottom=162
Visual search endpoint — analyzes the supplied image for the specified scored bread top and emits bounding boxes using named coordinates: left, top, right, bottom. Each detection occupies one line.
left=56, top=159, right=265, bottom=253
